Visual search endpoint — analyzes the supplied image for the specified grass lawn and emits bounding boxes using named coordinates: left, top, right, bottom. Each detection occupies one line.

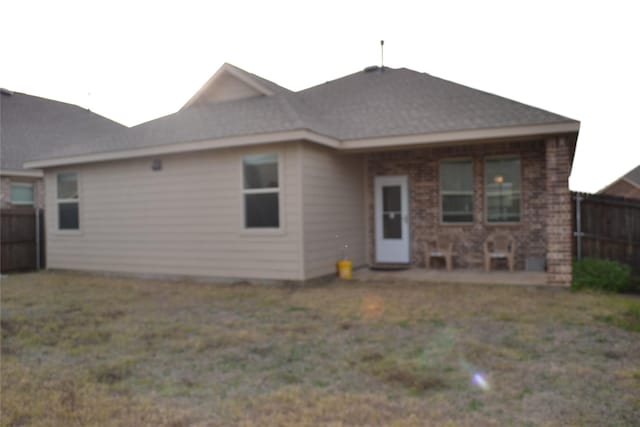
left=2, top=272, right=639, bottom=426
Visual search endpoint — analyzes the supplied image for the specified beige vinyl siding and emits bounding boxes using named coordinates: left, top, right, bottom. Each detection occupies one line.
left=301, top=144, right=366, bottom=279
left=45, top=143, right=303, bottom=280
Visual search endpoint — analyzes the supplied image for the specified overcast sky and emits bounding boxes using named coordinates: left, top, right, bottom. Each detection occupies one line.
left=1, top=0, right=638, bottom=192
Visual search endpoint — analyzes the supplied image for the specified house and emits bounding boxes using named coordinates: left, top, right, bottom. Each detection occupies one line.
left=0, top=88, right=126, bottom=209
left=597, top=165, right=640, bottom=199
left=23, top=63, right=580, bottom=285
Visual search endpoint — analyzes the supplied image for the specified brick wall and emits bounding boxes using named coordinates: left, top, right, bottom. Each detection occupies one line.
left=366, top=138, right=571, bottom=284
left=545, top=137, right=573, bottom=285
left=0, top=176, right=45, bottom=209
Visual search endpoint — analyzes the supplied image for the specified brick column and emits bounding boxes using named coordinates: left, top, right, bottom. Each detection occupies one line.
left=545, top=136, right=573, bottom=285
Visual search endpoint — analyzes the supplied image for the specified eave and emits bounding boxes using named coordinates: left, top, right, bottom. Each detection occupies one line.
left=23, top=121, right=580, bottom=169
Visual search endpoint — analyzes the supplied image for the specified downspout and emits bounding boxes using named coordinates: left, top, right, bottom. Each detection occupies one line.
left=35, top=206, right=41, bottom=270
left=574, top=193, right=582, bottom=260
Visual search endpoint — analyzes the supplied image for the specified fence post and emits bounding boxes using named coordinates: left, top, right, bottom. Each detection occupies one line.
left=574, top=193, right=582, bottom=260
left=35, top=207, right=40, bottom=270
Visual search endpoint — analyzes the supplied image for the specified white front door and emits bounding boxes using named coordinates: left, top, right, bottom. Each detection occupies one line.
left=374, top=175, right=410, bottom=263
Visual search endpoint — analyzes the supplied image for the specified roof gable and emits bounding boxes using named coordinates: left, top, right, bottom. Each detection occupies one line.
left=180, top=63, right=291, bottom=110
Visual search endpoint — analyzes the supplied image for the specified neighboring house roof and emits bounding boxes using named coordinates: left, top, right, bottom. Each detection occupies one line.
left=624, top=165, right=640, bottom=186
left=598, top=165, right=640, bottom=194
left=0, top=89, right=126, bottom=174
left=23, top=64, right=580, bottom=169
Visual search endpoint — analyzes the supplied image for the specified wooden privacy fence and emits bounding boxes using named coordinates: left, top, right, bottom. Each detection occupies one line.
left=0, top=208, right=45, bottom=273
left=573, top=192, right=640, bottom=273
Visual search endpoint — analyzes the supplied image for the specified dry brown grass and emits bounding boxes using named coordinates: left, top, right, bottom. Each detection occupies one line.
left=2, top=272, right=640, bottom=426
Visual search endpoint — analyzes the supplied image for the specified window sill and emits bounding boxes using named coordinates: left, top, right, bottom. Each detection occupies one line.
left=239, top=228, right=287, bottom=237
left=54, top=229, right=83, bottom=236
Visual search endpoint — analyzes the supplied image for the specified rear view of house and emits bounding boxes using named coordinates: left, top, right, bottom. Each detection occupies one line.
left=23, top=64, right=579, bottom=285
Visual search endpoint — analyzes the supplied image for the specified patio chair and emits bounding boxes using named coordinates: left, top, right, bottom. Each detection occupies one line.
left=424, top=233, right=457, bottom=271
left=484, top=233, right=516, bottom=272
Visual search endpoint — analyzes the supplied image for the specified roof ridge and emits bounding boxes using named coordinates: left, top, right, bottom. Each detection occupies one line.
left=297, top=66, right=398, bottom=93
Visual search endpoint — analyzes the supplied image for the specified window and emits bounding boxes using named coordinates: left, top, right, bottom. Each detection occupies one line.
left=57, top=172, right=79, bottom=230
left=485, top=157, right=521, bottom=223
left=242, top=153, right=279, bottom=228
left=440, top=159, right=473, bottom=223
left=10, top=182, right=34, bottom=205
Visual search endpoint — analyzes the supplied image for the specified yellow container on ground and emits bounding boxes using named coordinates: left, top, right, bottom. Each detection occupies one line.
left=337, top=260, right=352, bottom=279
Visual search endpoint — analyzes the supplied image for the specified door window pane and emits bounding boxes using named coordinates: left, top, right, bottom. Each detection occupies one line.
left=383, top=212, right=402, bottom=239
left=382, top=185, right=402, bottom=239
left=245, top=193, right=279, bottom=228
left=383, top=186, right=401, bottom=211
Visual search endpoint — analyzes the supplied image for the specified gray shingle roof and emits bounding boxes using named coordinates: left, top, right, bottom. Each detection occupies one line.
left=0, top=90, right=126, bottom=170
left=623, top=165, right=640, bottom=185
left=293, top=67, right=576, bottom=140
left=15, top=65, right=578, bottom=164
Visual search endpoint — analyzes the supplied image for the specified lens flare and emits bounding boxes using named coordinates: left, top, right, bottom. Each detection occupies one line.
left=361, top=295, right=385, bottom=320
left=472, top=372, right=490, bottom=391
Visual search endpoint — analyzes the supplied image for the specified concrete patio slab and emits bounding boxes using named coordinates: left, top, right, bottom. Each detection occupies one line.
left=352, top=267, right=550, bottom=286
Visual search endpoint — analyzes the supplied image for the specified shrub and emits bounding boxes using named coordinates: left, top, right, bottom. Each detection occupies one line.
left=572, top=258, right=632, bottom=292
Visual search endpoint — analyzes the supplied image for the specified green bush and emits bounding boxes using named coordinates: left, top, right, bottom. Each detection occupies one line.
left=572, top=258, right=632, bottom=292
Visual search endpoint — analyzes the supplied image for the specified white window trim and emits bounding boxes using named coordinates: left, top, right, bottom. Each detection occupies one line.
left=439, top=158, right=474, bottom=224
left=240, top=151, right=283, bottom=233
left=10, top=182, right=35, bottom=205
left=56, top=171, right=81, bottom=232
left=484, top=156, right=522, bottom=225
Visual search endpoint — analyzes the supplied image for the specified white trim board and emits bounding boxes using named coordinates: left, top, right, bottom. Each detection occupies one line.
left=0, top=168, right=44, bottom=177
left=23, top=122, right=580, bottom=170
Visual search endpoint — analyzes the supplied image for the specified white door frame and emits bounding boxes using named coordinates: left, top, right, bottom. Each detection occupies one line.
left=374, top=175, right=411, bottom=263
